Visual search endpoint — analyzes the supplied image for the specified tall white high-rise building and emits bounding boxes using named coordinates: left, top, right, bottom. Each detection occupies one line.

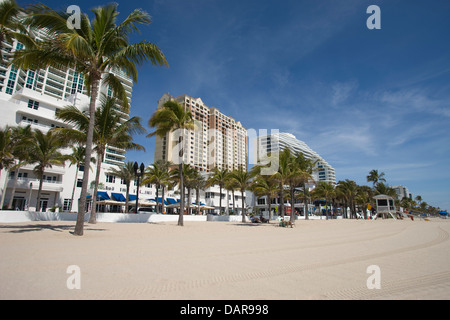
left=256, top=132, right=336, bottom=185
left=154, top=93, right=248, bottom=172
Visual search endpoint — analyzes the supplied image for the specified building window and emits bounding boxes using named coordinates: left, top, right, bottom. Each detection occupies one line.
left=77, top=179, right=83, bottom=188
left=26, top=70, right=35, bottom=89
left=106, top=174, right=115, bottom=183
left=6, top=67, right=17, bottom=94
left=28, top=99, right=39, bottom=110
left=63, top=199, right=72, bottom=211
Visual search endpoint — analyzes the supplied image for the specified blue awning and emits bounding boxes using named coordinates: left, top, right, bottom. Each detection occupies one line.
left=152, top=197, right=169, bottom=205
left=167, top=198, right=178, bottom=204
left=96, top=191, right=110, bottom=201
left=128, top=194, right=137, bottom=201
left=81, top=192, right=110, bottom=201
left=112, top=193, right=126, bottom=202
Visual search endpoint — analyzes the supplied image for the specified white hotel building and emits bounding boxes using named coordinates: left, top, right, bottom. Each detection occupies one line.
left=256, top=132, right=336, bottom=185
left=0, top=34, right=247, bottom=214
left=0, top=30, right=150, bottom=212
left=249, top=132, right=336, bottom=216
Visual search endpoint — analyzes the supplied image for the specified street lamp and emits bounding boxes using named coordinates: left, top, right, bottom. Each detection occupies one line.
left=134, top=162, right=145, bottom=213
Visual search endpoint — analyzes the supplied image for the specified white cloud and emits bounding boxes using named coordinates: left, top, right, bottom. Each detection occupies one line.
left=331, top=80, right=359, bottom=106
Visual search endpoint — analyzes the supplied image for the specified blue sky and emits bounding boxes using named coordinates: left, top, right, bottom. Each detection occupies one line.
left=20, top=0, right=450, bottom=210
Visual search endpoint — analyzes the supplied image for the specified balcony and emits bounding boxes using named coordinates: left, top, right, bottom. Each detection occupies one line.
left=21, top=164, right=66, bottom=175
left=7, top=177, right=63, bottom=193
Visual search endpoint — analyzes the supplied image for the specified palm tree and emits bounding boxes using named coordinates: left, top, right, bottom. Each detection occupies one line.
left=228, top=167, right=254, bottom=222
left=400, top=197, right=413, bottom=212
left=13, top=3, right=168, bottom=235
left=294, top=152, right=317, bottom=220
left=251, top=174, right=278, bottom=221
left=0, top=126, right=14, bottom=180
left=0, top=0, right=25, bottom=62
left=313, top=181, right=335, bottom=220
left=374, top=182, right=397, bottom=198
left=415, top=195, right=423, bottom=205
left=271, top=148, right=292, bottom=219
left=224, top=177, right=238, bottom=215
left=336, top=179, right=359, bottom=219
left=284, top=151, right=302, bottom=223
left=354, top=185, right=373, bottom=219
left=206, top=167, right=229, bottom=215
left=56, top=95, right=146, bottom=223
left=142, top=160, right=172, bottom=214
left=25, top=129, right=68, bottom=211
left=366, top=169, right=386, bottom=187
left=420, top=201, right=428, bottom=212
left=171, top=164, right=198, bottom=215
left=183, top=165, right=199, bottom=215
left=191, top=171, right=206, bottom=215
left=148, top=100, right=195, bottom=226
left=0, top=126, right=14, bottom=209
left=6, top=125, right=33, bottom=209
left=107, top=161, right=134, bottom=213
left=66, top=146, right=95, bottom=212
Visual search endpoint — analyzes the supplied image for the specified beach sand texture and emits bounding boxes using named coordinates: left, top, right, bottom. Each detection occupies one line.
left=0, top=218, right=449, bottom=300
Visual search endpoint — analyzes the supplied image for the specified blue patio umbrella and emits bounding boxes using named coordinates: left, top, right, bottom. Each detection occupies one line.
left=438, top=211, right=448, bottom=216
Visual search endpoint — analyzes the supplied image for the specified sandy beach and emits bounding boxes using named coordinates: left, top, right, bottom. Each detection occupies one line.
left=0, top=218, right=449, bottom=300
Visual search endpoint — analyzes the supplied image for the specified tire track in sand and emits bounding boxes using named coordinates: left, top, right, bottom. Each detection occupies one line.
left=81, top=225, right=449, bottom=299
left=322, top=270, right=450, bottom=299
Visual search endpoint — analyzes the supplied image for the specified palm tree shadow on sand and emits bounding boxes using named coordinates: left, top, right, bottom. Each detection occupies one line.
left=0, top=224, right=107, bottom=234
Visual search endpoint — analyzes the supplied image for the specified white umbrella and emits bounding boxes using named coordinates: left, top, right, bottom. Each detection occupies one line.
left=137, top=199, right=157, bottom=207
left=97, top=199, right=126, bottom=206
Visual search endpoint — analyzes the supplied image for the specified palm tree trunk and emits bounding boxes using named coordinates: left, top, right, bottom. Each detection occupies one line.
left=178, top=130, right=185, bottom=226
left=178, top=162, right=184, bottom=226
left=226, top=189, right=229, bottom=215
left=303, top=183, right=309, bottom=220
left=161, top=185, right=165, bottom=214
left=268, top=196, right=272, bottom=221
left=241, top=189, right=246, bottom=222
left=75, top=78, right=100, bottom=236
left=187, top=187, right=191, bottom=215
left=196, top=187, right=200, bottom=215
left=232, top=189, right=235, bottom=214
left=0, top=171, right=9, bottom=209
left=7, top=166, right=19, bottom=209
left=36, top=173, right=44, bottom=212
left=155, top=186, right=160, bottom=214
left=125, top=183, right=130, bottom=213
left=279, top=181, right=284, bottom=219
left=89, top=150, right=103, bottom=224
left=290, top=185, right=295, bottom=224
left=69, top=165, right=79, bottom=212
left=219, top=185, right=222, bottom=215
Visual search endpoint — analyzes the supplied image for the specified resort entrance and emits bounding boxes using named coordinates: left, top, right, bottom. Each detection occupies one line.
left=39, top=198, right=49, bottom=212
left=12, top=197, right=26, bottom=211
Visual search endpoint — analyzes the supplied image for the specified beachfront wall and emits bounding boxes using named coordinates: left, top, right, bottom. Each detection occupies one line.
left=0, top=211, right=253, bottom=223
left=0, top=210, right=206, bottom=223
left=0, top=210, right=340, bottom=223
